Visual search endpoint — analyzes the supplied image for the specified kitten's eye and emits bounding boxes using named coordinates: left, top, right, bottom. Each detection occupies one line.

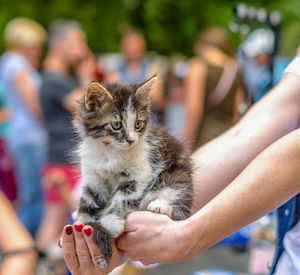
left=111, top=121, right=122, bottom=130
left=135, top=120, right=144, bottom=131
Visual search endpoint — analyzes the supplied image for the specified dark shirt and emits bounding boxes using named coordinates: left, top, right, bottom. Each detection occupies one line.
left=40, top=71, right=77, bottom=164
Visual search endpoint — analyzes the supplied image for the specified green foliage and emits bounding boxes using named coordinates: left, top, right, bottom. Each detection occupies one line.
left=0, top=0, right=299, bottom=57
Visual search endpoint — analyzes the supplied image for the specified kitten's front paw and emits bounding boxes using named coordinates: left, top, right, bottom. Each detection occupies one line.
left=147, top=199, right=173, bottom=217
left=100, top=215, right=125, bottom=238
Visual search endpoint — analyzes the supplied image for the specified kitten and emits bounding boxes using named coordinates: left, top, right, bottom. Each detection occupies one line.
left=72, top=76, right=193, bottom=261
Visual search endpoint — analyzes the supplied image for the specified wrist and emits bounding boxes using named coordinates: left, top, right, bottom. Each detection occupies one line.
left=179, top=214, right=208, bottom=258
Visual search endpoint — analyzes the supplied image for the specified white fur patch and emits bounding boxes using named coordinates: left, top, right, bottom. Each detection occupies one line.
left=147, top=199, right=173, bottom=217
left=100, top=214, right=125, bottom=238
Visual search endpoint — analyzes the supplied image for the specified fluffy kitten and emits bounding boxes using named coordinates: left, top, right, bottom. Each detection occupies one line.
left=73, top=76, right=193, bottom=261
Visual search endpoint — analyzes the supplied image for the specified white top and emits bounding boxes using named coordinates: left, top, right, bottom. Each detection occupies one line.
left=284, top=56, right=300, bottom=75
left=274, top=56, right=300, bottom=275
left=274, top=220, right=300, bottom=275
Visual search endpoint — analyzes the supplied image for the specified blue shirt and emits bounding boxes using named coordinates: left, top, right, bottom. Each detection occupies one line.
left=0, top=52, right=46, bottom=147
left=270, top=195, right=300, bottom=274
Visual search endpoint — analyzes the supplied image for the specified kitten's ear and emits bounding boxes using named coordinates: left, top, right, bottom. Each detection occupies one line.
left=85, top=82, right=113, bottom=112
left=135, top=75, right=158, bottom=102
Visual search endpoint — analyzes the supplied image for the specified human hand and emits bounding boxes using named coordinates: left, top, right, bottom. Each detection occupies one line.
left=61, top=222, right=127, bottom=275
left=117, top=211, right=191, bottom=265
left=43, top=168, right=66, bottom=189
left=76, top=54, right=97, bottom=86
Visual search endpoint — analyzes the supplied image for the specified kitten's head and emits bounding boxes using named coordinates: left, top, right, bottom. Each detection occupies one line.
left=75, top=75, right=157, bottom=150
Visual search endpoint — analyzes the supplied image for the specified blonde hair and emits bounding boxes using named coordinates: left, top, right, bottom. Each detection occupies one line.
left=3, top=17, right=46, bottom=49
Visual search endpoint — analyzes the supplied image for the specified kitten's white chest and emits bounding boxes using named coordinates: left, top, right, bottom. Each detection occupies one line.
left=79, top=137, right=153, bottom=183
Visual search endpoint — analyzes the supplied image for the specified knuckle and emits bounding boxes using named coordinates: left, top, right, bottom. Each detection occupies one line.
left=76, top=249, right=91, bottom=261
left=90, top=252, right=103, bottom=260
left=63, top=251, right=78, bottom=267
left=126, top=212, right=136, bottom=224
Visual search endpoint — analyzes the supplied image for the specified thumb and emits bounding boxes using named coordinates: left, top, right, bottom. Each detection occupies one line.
left=124, top=211, right=154, bottom=232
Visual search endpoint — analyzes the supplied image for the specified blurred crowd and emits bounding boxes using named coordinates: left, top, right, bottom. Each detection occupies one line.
left=0, top=16, right=295, bottom=275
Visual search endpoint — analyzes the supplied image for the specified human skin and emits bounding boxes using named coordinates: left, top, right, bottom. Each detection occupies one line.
left=183, top=45, right=243, bottom=149
left=61, top=222, right=127, bottom=275
left=117, top=72, right=300, bottom=264
left=117, top=128, right=300, bottom=264
left=62, top=72, right=300, bottom=272
left=0, top=192, right=37, bottom=275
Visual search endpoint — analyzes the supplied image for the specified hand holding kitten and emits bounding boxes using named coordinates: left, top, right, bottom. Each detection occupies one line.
left=117, top=211, right=192, bottom=265
left=61, top=222, right=127, bottom=275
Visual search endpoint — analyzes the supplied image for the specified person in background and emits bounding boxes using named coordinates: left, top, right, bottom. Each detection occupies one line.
left=106, top=28, right=165, bottom=121
left=184, top=27, right=243, bottom=151
left=238, top=28, right=291, bottom=105
left=0, top=192, right=38, bottom=275
left=164, top=56, right=189, bottom=140
left=0, top=17, right=47, bottom=236
left=36, top=19, right=94, bottom=273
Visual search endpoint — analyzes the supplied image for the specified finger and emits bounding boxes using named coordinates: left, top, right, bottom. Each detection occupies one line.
left=73, top=222, right=93, bottom=268
left=83, top=225, right=128, bottom=271
left=82, top=225, right=109, bottom=270
left=116, top=233, right=128, bottom=251
left=62, top=225, right=79, bottom=272
left=124, top=211, right=146, bottom=232
left=111, top=238, right=128, bottom=267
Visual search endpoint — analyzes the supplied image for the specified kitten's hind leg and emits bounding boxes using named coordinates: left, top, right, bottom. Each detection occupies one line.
left=85, top=222, right=113, bottom=261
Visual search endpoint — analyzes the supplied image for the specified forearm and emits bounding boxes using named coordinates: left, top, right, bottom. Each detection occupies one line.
left=184, top=107, right=202, bottom=149
left=183, top=59, right=206, bottom=149
left=192, top=74, right=300, bottom=210
left=63, top=88, right=83, bottom=114
left=0, top=193, right=37, bottom=275
left=149, top=77, right=165, bottom=111
left=14, top=72, right=42, bottom=119
left=185, top=129, right=300, bottom=256
left=0, top=193, right=35, bottom=251
left=0, top=252, right=37, bottom=275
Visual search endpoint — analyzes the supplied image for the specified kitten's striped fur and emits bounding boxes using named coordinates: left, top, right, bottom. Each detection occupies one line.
left=73, top=76, right=193, bottom=260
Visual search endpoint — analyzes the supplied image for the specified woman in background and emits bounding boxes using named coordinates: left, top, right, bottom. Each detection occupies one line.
left=106, top=28, right=165, bottom=122
left=0, top=18, right=47, bottom=236
left=184, top=27, right=243, bottom=151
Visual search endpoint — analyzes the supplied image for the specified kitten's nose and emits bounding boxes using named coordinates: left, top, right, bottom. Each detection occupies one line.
left=126, top=138, right=135, bottom=145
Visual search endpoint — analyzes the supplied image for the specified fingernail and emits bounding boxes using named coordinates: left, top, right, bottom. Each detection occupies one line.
left=74, top=223, right=83, bottom=232
left=65, top=225, right=73, bottom=235
left=83, top=227, right=92, bottom=236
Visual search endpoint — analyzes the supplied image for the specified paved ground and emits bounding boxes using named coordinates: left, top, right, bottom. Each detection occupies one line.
left=144, top=246, right=250, bottom=275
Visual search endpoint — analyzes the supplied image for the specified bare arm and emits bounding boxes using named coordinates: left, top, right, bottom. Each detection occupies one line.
left=147, top=65, right=165, bottom=111
left=62, top=88, right=84, bottom=114
left=192, top=72, right=300, bottom=210
left=0, top=192, right=37, bottom=275
left=117, top=127, right=300, bottom=264
left=183, top=58, right=207, bottom=149
left=186, top=128, right=300, bottom=256
left=14, top=71, right=42, bottom=119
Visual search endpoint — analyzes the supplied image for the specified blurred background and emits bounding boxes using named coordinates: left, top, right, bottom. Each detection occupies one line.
left=0, top=0, right=299, bottom=274
left=0, top=0, right=299, bottom=56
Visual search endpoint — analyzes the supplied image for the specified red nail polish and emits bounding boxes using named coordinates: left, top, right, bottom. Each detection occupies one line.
left=65, top=226, right=73, bottom=235
left=74, top=224, right=83, bottom=232
left=83, top=227, right=92, bottom=236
